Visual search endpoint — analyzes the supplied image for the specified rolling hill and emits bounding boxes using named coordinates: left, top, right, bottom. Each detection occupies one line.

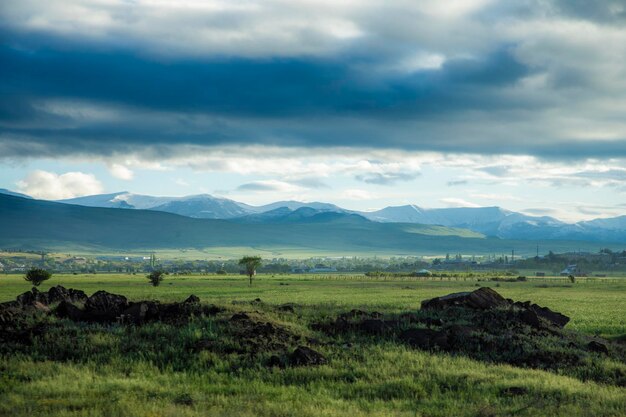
left=0, top=194, right=618, bottom=256
left=3, top=189, right=625, bottom=243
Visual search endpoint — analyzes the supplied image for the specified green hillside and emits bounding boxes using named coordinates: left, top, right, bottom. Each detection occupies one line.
left=0, top=194, right=616, bottom=256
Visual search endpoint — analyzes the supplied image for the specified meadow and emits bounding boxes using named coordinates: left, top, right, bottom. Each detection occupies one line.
left=1, top=273, right=625, bottom=417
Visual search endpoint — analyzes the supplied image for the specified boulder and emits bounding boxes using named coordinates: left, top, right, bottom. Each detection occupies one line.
left=183, top=295, right=200, bottom=304
left=290, top=346, right=327, bottom=366
left=55, top=301, right=85, bottom=321
left=528, top=304, right=570, bottom=328
left=121, top=302, right=150, bottom=324
left=421, top=287, right=508, bottom=310
left=47, top=285, right=87, bottom=304
left=16, top=288, right=46, bottom=307
left=84, top=290, right=128, bottom=322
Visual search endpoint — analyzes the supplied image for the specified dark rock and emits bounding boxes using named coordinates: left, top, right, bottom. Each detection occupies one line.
left=290, top=346, right=327, bottom=366
left=16, top=288, right=46, bottom=306
left=399, top=328, right=449, bottom=350
left=183, top=295, right=200, bottom=304
left=340, top=309, right=370, bottom=319
left=55, top=301, right=84, bottom=321
left=500, top=386, right=528, bottom=396
left=121, top=302, right=150, bottom=324
left=528, top=304, right=570, bottom=328
left=520, top=309, right=542, bottom=328
left=47, top=285, right=88, bottom=305
left=203, top=305, right=222, bottom=315
left=84, top=290, right=129, bottom=322
left=267, top=355, right=285, bottom=368
left=587, top=340, right=609, bottom=355
left=445, top=324, right=475, bottom=344
left=399, top=312, right=421, bottom=323
left=231, top=312, right=250, bottom=321
left=32, top=302, right=50, bottom=314
left=421, top=287, right=508, bottom=310
left=277, top=303, right=296, bottom=313
left=359, top=319, right=386, bottom=334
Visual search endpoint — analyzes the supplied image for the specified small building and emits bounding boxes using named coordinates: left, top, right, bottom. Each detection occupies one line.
left=560, top=264, right=581, bottom=276
left=415, top=269, right=432, bottom=277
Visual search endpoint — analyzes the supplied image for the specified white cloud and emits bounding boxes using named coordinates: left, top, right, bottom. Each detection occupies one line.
left=108, top=163, right=134, bottom=180
left=236, top=180, right=303, bottom=193
left=16, top=170, right=103, bottom=199
left=439, top=197, right=480, bottom=208
left=343, top=189, right=374, bottom=200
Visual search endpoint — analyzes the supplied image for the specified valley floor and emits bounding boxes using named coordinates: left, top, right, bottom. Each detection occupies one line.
left=1, top=274, right=625, bottom=417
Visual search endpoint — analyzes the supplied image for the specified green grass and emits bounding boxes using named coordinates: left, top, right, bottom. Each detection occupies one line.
left=1, top=274, right=625, bottom=417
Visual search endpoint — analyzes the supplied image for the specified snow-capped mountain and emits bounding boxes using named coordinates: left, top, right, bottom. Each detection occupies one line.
left=47, top=191, right=626, bottom=242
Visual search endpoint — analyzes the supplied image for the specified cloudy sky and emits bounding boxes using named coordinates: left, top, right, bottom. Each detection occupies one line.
left=1, top=0, right=625, bottom=222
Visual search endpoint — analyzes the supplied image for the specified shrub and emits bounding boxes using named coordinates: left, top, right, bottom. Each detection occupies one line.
left=147, top=270, right=165, bottom=287
left=24, top=268, right=52, bottom=287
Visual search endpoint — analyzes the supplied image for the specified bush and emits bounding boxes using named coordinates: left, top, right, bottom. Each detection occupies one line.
left=24, top=268, right=51, bottom=287
left=147, top=270, right=165, bottom=287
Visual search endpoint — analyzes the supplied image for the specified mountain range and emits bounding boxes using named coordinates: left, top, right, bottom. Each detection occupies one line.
left=0, top=189, right=624, bottom=244
left=0, top=193, right=617, bottom=256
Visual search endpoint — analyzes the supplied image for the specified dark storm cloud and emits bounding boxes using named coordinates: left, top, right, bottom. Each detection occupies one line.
left=0, top=42, right=529, bottom=119
left=1, top=0, right=626, bottom=161
left=0, top=36, right=551, bottom=157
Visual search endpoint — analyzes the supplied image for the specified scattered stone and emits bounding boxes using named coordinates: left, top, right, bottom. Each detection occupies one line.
left=359, top=319, right=386, bottom=334
left=588, top=340, right=609, bottom=355
left=267, top=355, right=285, bottom=368
left=277, top=303, right=296, bottom=313
left=290, top=346, right=327, bottom=366
left=500, top=386, right=528, bottom=396
left=231, top=312, right=250, bottom=321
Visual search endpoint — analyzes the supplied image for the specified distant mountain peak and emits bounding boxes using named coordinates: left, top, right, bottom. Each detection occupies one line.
left=0, top=189, right=32, bottom=199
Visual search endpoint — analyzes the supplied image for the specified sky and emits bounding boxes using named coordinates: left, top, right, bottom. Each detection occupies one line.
left=1, top=0, right=625, bottom=222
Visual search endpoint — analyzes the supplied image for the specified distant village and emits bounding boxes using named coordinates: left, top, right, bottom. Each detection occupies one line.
left=1, top=248, right=625, bottom=276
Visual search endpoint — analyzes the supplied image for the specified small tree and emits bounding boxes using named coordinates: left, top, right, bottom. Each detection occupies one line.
left=147, top=270, right=165, bottom=287
left=239, top=256, right=262, bottom=286
left=568, top=274, right=576, bottom=284
left=24, top=268, right=51, bottom=287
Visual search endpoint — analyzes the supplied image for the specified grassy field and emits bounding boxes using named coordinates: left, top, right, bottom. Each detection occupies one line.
left=1, top=273, right=625, bottom=417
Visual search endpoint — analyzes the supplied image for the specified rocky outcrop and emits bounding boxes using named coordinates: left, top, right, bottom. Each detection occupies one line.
left=421, top=287, right=508, bottom=310
left=290, top=346, right=327, bottom=366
